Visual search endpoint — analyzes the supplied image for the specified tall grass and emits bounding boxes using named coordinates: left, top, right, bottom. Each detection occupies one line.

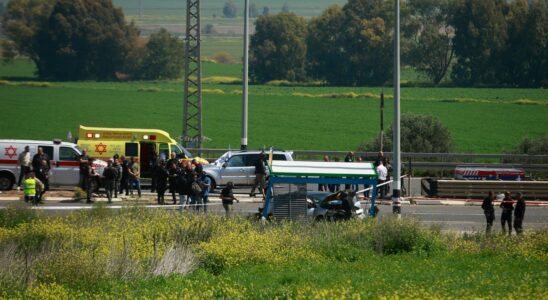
left=0, top=207, right=546, bottom=299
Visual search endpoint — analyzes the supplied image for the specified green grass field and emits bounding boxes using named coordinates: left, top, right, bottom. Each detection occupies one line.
left=1, top=59, right=547, bottom=153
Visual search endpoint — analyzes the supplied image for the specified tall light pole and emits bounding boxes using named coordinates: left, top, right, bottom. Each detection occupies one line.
left=392, top=0, right=402, bottom=217
left=241, top=0, right=249, bottom=150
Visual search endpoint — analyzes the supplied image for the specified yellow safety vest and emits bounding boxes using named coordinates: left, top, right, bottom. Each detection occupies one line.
left=24, top=178, right=36, bottom=196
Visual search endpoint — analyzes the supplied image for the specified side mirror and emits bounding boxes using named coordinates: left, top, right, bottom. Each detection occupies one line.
left=222, top=163, right=227, bottom=168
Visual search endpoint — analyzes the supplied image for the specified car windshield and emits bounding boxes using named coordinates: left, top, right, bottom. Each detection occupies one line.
left=176, top=143, right=193, bottom=159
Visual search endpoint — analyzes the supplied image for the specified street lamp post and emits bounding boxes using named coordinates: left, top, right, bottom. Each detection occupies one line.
left=392, top=0, right=402, bottom=216
left=241, top=0, right=249, bottom=150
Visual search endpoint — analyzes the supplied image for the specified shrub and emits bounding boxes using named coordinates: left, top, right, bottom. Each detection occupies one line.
left=211, top=51, right=235, bottom=64
left=359, top=113, right=453, bottom=153
left=0, top=206, right=38, bottom=229
left=370, top=217, right=446, bottom=255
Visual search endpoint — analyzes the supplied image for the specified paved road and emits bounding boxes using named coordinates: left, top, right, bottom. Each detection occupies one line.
left=1, top=194, right=546, bottom=233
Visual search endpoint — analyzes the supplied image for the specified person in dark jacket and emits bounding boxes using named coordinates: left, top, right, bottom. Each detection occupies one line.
left=221, top=182, right=239, bottom=217
left=250, top=153, right=266, bottom=199
left=513, top=192, right=526, bottom=235
left=500, top=191, right=514, bottom=235
left=102, top=159, right=118, bottom=204
left=481, top=191, right=496, bottom=234
left=168, top=161, right=179, bottom=204
left=119, top=156, right=130, bottom=196
left=155, top=160, right=169, bottom=205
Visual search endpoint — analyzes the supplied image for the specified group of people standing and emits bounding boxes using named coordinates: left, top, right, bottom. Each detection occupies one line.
left=17, top=146, right=50, bottom=204
left=318, top=151, right=393, bottom=200
left=78, top=149, right=141, bottom=204
left=482, top=191, right=526, bottom=235
left=150, top=152, right=211, bottom=212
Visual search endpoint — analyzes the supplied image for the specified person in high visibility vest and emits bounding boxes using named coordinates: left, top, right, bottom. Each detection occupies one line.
left=23, top=172, right=36, bottom=204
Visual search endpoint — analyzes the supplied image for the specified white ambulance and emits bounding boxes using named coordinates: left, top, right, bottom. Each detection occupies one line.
left=0, top=139, right=84, bottom=190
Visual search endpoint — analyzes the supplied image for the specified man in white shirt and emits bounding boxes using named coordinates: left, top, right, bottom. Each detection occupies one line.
left=376, top=162, right=388, bottom=199
left=17, top=146, right=31, bottom=188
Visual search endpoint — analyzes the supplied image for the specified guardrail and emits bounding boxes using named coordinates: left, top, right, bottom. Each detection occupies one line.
left=188, top=148, right=548, bottom=172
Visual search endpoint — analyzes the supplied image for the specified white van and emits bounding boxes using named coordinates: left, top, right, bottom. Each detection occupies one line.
left=0, top=139, right=83, bottom=190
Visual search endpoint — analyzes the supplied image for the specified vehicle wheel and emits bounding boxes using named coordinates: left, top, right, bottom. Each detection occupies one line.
left=0, top=173, right=15, bottom=191
left=314, top=215, right=325, bottom=222
left=207, top=176, right=216, bottom=192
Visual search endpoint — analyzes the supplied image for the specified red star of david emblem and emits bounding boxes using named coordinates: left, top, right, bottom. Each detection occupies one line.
left=94, top=143, right=107, bottom=156
left=4, top=146, right=17, bottom=159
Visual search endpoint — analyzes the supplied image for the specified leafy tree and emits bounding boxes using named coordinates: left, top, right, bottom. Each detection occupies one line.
left=249, top=3, right=258, bottom=18
left=450, top=0, right=507, bottom=85
left=406, top=0, right=454, bottom=84
left=33, top=0, right=138, bottom=80
left=127, top=28, right=184, bottom=80
left=250, top=13, right=307, bottom=83
left=515, top=136, right=548, bottom=155
left=223, top=0, right=237, bottom=18
left=308, top=0, right=393, bottom=85
left=203, top=23, right=215, bottom=34
left=262, top=6, right=270, bottom=16
left=281, top=3, right=289, bottom=13
left=360, top=114, right=453, bottom=153
left=307, top=5, right=345, bottom=83
left=499, top=0, right=547, bottom=87
left=1, top=0, right=55, bottom=64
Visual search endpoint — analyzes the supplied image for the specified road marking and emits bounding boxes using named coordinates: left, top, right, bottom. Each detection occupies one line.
left=410, top=212, right=485, bottom=216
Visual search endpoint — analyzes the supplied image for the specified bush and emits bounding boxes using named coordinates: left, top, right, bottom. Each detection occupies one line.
left=0, top=206, right=38, bottom=229
left=359, top=113, right=453, bottom=153
left=211, top=51, right=235, bottom=64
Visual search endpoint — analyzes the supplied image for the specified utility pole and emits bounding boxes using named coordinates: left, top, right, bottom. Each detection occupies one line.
left=392, top=0, right=402, bottom=217
left=241, top=0, right=249, bottom=150
left=380, top=89, right=384, bottom=152
left=183, top=0, right=202, bottom=150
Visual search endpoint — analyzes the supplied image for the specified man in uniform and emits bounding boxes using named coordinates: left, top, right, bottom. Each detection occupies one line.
left=481, top=191, right=496, bottom=234
left=102, top=159, right=118, bottom=203
left=23, top=172, right=36, bottom=204
left=513, top=192, right=526, bottom=235
left=79, top=149, right=90, bottom=189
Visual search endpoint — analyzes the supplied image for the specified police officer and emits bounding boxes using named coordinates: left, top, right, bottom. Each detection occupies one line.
left=481, top=191, right=496, bottom=234
left=102, top=159, right=118, bottom=204
left=155, top=160, right=169, bottom=205
left=513, top=192, right=526, bottom=235
left=500, top=191, right=514, bottom=235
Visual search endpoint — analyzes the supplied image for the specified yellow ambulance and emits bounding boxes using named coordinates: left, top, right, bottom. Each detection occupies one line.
left=77, top=125, right=208, bottom=175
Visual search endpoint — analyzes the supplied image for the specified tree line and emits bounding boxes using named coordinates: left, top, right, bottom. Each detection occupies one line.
left=250, top=0, right=547, bottom=87
left=1, top=0, right=183, bottom=81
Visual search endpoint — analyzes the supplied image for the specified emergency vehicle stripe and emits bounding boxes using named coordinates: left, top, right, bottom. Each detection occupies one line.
left=0, top=159, right=17, bottom=165
left=58, top=161, right=80, bottom=167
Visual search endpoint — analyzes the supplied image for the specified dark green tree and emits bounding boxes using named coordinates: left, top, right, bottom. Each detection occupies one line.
left=307, top=5, right=346, bottom=83
left=500, top=0, right=547, bottom=87
left=515, top=135, right=548, bottom=156
left=33, top=0, right=138, bottom=80
left=309, top=0, right=393, bottom=85
left=127, top=28, right=184, bottom=80
left=250, top=13, right=307, bottom=83
left=450, top=0, right=507, bottom=85
left=223, top=0, right=237, bottom=18
left=360, top=114, right=453, bottom=153
left=249, top=3, right=258, bottom=18
left=281, top=3, right=289, bottom=13
left=1, top=0, right=55, bottom=64
left=407, top=0, right=454, bottom=84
